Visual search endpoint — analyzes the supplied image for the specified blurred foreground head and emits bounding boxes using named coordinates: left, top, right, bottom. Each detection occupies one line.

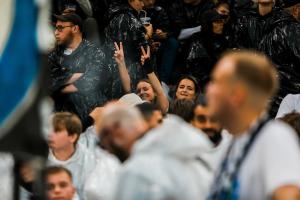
left=99, top=102, right=148, bottom=162
left=206, top=50, right=278, bottom=134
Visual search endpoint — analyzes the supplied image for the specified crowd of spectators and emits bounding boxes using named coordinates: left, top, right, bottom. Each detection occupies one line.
left=1, top=0, right=300, bottom=199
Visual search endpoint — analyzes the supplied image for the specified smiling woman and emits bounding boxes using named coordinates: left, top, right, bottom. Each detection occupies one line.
left=174, top=75, right=199, bottom=101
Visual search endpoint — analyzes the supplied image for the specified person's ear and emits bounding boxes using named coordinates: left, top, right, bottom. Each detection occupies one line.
left=231, top=84, right=247, bottom=107
left=72, top=25, right=79, bottom=33
left=69, top=133, right=79, bottom=144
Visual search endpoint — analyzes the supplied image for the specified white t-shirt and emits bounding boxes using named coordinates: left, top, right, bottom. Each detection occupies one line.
left=276, top=94, right=300, bottom=118
left=225, top=120, right=300, bottom=200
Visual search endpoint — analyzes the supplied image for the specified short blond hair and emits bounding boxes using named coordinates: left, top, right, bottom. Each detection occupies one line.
left=221, top=50, right=279, bottom=99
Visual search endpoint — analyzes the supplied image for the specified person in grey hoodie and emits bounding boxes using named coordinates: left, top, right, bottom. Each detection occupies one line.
left=99, top=102, right=214, bottom=200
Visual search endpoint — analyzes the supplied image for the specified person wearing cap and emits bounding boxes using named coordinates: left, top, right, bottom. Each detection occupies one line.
left=48, top=13, right=113, bottom=130
left=186, top=9, right=229, bottom=90
left=283, top=0, right=300, bottom=21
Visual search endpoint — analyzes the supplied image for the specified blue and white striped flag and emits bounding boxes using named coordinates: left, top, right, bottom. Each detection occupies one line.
left=0, top=0, right=54, bottom=155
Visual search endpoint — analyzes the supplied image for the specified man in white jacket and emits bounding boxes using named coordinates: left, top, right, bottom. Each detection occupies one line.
left=99, top=102, right=214, bottom=200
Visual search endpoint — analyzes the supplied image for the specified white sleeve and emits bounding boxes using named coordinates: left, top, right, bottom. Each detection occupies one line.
left=275, top=94, right=295, bottom=118
left=261, top=122, right=300, bottom=195
left=177, top=26, right=201, bottom=40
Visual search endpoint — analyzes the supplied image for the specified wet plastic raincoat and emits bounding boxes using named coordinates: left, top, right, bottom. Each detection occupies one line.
left=103, top=3, right=148, bottom=98
left=232, top=9, right=300, bottom=116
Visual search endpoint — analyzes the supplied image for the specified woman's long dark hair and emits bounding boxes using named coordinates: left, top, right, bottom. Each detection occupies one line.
left=174, top=75, right=200, bottom=100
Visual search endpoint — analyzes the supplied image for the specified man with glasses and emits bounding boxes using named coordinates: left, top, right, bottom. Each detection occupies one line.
left=48, top=13, right=112, bottom=130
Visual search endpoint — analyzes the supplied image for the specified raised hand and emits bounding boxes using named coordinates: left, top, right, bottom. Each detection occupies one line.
left=140, top=46, right=153, bottom=74
left=140, top=45, right=151, bottom=66
left=114, top=42, right=125, bottom=65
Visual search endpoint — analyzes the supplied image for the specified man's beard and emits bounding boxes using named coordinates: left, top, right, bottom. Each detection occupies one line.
left=110, top=142, right=130, bottom=163
left=203, top=129, right=222, bottom=146
left=56, top=33, right=73, bottom=48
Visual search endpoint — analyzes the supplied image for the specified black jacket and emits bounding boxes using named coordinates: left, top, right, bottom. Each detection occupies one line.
left=103, top=4, right=148, bottom=98
left=145, top=6, right=171, bottom=35
left=48, top=39, right=112, bottom=128
left=232, top=8, right=300, bottom=115
left=168, top=0, right=214, bottom=37
left=187, top=32, right=229, bottom=88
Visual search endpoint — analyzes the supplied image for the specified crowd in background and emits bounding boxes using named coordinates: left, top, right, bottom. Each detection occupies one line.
left=1, top=0, right=300, bottom=199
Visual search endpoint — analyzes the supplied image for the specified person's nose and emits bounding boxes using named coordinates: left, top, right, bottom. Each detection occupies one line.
left=54, top=29, right=59, bottom=36
left=205, top=119, right=214, bottom=129
left=53, top=185, right=62, bottom=194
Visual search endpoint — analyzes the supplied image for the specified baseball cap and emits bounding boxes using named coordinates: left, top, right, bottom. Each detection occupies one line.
left=53, top=13, right=83, bottom=30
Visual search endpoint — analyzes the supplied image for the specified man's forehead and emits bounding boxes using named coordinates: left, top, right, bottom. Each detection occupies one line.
left=195, top=105, right=209, bottom=114
left=56, top=20, right=72, bottom=25
left=47, top=172, right=71, bottom=181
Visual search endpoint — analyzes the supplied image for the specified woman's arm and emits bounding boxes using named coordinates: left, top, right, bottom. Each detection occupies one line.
left=141, top=46, right=169, bottom=113
left=114, top=42, right=131, bottom=93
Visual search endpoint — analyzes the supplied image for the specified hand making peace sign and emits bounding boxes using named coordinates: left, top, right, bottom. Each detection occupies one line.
left=140, top=46, right=154, bottom=74
left=140, top=45, right=150, bottom=66
left=114, top=42, right=125, bottom=66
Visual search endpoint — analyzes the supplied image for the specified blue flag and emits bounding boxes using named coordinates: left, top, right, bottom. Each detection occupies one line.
left=0, top=0, right=52, bottom=156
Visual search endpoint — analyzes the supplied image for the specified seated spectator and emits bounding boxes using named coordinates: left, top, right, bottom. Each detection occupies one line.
left=43, top=166, right=76, bottom=200
left=190, top=95, right=232, bottom=170
left=99, top=102, right=214, bottom=200
left=143, top=0, right=179, bottom=84
left=168, top=0, right=214, bottom=75
left=231, top=0, right=300, bottom=117
left=47, top=112, right=95, bottom=199
left=114, top=43, right=169, bottom=113
left=48, top=13, right=112, bottom=129
left=276, top=94, right=300, bottom=118
left=103, top=0, right=153, bottom=99
left=187, top=10, right=229, bottom=89
left=173, top=75, right=200, bottom=101
left=47, top=111, right=121, bottom=200
left=168, top=0, right=214, bottom=40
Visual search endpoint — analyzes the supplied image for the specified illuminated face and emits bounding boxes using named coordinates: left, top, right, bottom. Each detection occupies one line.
left=137, top=81, right=156, bottom=102
left=46, top=171, right=75, bottom=200
left=129, top=0, right=145, bottom=12
left=212, top=20, right=225, bottom=35
left=176, top=79, right=196, bottom=100
left=54, top=21, right=74, bottom=46
left=48, top=126, right=77, bottom=151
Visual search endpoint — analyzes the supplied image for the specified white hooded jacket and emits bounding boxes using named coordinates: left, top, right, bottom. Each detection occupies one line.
left=112, top=115, right=214, bottom=200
